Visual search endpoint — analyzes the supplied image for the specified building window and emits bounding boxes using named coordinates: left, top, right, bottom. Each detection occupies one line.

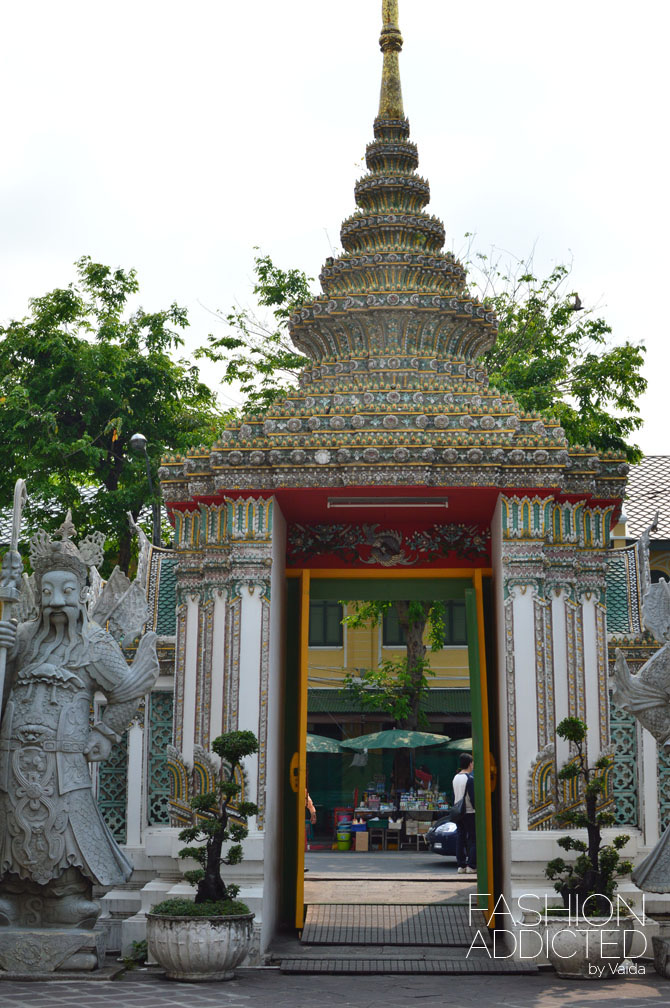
left=309, top=601, right=343, bottom=647
left=382, top=602, right=467, bottom=647
left=382, top=606, right=407, bottom=646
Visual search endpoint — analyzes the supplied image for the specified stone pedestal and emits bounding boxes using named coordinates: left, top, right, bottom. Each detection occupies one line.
left=121, top=878, right=176, bottom=959
left=0, top=928, right=106, bottom=975
left=652, top=916, right=670, bottom=978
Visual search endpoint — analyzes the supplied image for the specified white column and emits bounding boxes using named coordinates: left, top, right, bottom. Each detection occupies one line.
left=209, top=590, right=227, bottom=744
left=125, top=717, right=144, bottom=847
left=182, top=594, right=199, bottom=764
left=641, top=726, right=660, bottom=847
left=581, top=593, right=600, bottom=758
left=238, top=585, right=263, bottom=830
left=511, top=585, right=538, bottom=830
left=492, top=496, right=512, bottom=908
left=551, top=590, right=570, bottom=769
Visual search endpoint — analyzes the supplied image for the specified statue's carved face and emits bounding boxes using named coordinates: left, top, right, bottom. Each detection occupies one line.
left=40, top=570, right=81, bottom=620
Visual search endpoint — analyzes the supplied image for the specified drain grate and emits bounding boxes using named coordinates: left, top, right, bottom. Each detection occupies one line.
left=281, top=958, right=538, bottom=975
left=301, top=904, right=491, bottom=947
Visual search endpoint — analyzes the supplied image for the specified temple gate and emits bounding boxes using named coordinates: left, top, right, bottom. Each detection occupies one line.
left=143, top=1, right=630, bottom=957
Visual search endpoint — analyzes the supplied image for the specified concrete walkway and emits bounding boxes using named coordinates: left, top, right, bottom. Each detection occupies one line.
left=304, top=848, right=477, bottom=905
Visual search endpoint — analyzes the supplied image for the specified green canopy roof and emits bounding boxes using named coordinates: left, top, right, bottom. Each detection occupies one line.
left=340, top=728, right=450, bottom=751
left=306, top=733, right=343, bottom=754
left=445, top=737, right=472, bottom=752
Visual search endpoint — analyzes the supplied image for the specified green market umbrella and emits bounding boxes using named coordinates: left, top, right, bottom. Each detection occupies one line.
left=445, top=737, right=473, bottom=752
left=306, top=733, right=343, bottom=754
left=340, top=728, right=450, bottom=751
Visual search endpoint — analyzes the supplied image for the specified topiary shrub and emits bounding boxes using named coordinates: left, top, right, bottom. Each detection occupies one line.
left=153, top=730, right=259, bottom=917
left=545, top=717, right=632, bottom=917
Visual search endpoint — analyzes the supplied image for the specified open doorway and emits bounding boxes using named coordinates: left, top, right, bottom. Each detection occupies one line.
left=282, top=571, right=496, bottom=929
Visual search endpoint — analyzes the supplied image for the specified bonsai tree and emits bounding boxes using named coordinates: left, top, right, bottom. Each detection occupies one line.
left=545, top=717, right=632, bottom=917
left=153, top=730, right=259, bottom=916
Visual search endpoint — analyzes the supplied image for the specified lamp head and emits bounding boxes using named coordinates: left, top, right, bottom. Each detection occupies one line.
left=129, top=432, right=148, bottom=454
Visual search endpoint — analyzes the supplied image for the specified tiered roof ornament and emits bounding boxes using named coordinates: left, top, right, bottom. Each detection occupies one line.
left=160, top=0, right=627, bottom=503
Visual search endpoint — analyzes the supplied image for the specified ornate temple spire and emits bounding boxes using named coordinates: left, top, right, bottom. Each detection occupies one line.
left=161, top=0, right=624, bottom=506
left=378, top=0, right=404, bottom=120
left=283, top=0, right=500, bottom=372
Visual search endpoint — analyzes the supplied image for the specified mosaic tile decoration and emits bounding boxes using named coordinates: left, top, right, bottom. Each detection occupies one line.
left=606, top=545, right=643, bottom=635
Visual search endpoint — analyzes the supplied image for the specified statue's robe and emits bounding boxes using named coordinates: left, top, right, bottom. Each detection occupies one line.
left=0, top=620, right=143, bottom=888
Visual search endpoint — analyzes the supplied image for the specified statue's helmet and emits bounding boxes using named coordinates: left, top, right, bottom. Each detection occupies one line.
left=29, top=511, right=105, bottom=594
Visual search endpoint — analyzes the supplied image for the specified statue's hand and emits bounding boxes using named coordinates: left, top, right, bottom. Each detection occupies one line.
left=0, top=619, right=18, bottom=651
left=83, top=728, right=113, bottom=763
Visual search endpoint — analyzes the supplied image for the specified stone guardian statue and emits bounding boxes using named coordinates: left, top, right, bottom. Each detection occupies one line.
left=0, top=495, right=158, bottom=974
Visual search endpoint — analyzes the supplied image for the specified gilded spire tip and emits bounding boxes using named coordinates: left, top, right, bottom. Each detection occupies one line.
left=378, top=0, right=404, bottom=120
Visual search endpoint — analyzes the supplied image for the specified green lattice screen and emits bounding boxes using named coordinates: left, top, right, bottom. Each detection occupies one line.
left=609, top=697, right=638, bottom=827
left=98, top=729, right=128, bottom=842
left=148, top=690, right=174, bottom=824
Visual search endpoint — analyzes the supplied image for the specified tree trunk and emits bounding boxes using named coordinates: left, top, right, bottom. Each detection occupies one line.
left=395, top=601, right=427, bottom=731
left=196, top=813, right=228, bottom=903
left=117, top=528, right=132, bottom=574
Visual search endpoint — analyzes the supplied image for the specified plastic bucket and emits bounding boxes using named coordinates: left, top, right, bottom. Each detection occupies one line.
left=337, top=838, right=351, bottom=851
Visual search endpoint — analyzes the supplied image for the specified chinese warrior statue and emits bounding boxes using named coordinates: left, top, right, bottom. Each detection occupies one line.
left=613, top=518, right=670, bottom=893
left=0, top=490, right=158, bottom=972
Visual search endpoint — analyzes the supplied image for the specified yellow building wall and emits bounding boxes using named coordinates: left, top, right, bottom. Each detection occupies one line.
left=307, top=604, right=469, bottom=689
left=650, top=549, right=670, bottom=579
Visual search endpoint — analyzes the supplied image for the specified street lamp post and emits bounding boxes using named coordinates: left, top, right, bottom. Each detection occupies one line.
left=129, top=432, right=162, bottom=547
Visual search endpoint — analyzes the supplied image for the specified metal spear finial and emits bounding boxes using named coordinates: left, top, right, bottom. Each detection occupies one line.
left=0, top=479, right=28, bottom=713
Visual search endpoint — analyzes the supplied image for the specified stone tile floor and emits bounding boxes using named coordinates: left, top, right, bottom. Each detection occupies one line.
left=2, top=965, right=670, bottom=1008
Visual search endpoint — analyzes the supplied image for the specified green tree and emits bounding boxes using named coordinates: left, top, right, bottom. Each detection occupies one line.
left=466, top=248, right=646, bottom=461
left=342, top=600, right=446, bottom=732
left=196, top=252, right=312, bottom=414
left=0, top=256, right=223, bottom=572
left=545, top=717, right=632, bottom=916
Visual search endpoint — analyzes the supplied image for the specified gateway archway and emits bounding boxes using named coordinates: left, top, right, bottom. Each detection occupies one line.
left=283, top=569, right=497, bottom=929
left=157, top=0, right=625, bottom=963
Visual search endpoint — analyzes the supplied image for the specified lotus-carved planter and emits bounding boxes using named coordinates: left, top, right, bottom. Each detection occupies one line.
left=543, top=914, right=629, bottom=979
left=147, top=911, right=254, bottom=981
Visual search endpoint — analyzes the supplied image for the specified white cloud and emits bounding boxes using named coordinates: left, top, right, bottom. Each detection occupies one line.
left=1, top=0, right=667, bottom=451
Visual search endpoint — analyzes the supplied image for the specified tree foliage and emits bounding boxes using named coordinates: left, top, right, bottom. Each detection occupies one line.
left=195, top=252, right=312, bottom=414
left=167, top=730, right=259, bottom=913
left=342, top=601, right=446, bottom=731
left=545, top=718, right=632, bottom=916
left=465, top=247, right=646, bottom=461
left=0, top=256, right=223, bottom=572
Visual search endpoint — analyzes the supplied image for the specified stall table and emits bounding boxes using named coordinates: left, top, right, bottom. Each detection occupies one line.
left=351, top=807, right=449, bottom=851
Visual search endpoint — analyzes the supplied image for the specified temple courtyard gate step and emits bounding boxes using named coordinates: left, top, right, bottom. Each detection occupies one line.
left=274, top=853, right=538, bottom=975
left=278, top=904, right=536, bottom=975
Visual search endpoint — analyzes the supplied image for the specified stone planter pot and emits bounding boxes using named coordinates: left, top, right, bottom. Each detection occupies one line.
left=147, top=912, right=254, bottom=982
left=543, top=915, right=629, bottom=979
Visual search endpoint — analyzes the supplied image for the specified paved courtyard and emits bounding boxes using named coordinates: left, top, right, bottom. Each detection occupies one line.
left=2, top=967, right=670, bottom=1008
left=2, top=854, right=669, bottom=1006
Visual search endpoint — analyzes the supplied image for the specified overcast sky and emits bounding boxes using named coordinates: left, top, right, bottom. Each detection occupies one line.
left=2, top=1, right=668, bottom=454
